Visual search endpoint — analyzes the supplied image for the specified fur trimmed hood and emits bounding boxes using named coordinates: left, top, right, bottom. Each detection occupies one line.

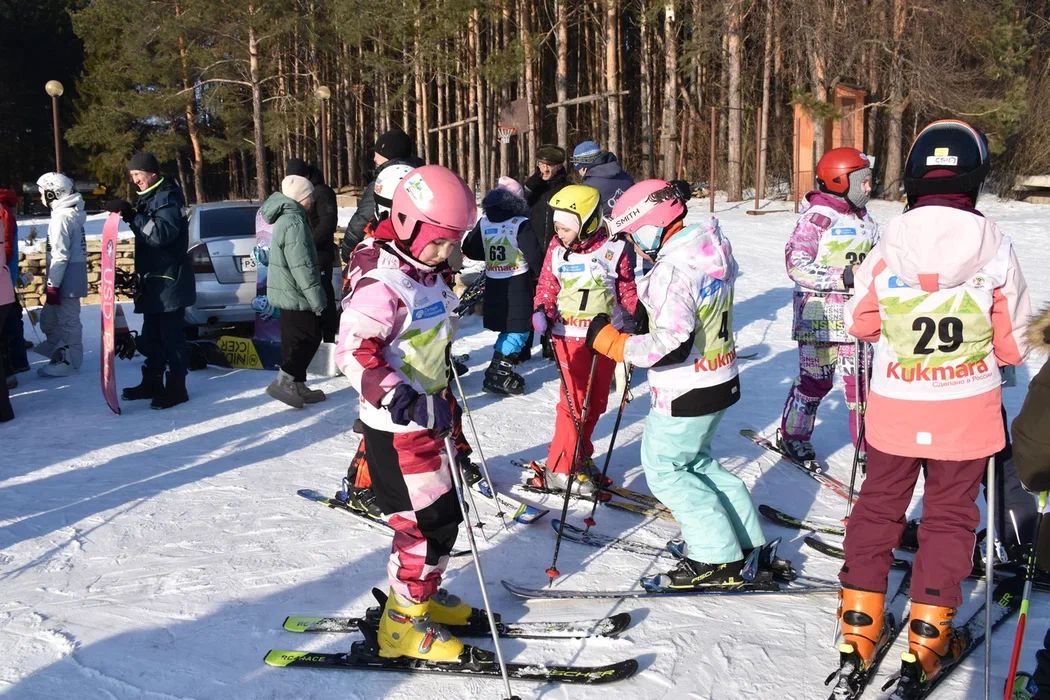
left=1028, top=304, right=1050, bottom=350
left=481, top=186, right=530, bottom=222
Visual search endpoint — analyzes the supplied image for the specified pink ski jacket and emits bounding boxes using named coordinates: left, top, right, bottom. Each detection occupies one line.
left=845, top=205, right=1031, bottom=460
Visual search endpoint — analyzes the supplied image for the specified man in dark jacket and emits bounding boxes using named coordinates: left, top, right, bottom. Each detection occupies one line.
left=524, top=144, right=568, bottom=252
left=286, top=158, right=339, bottom=341
left=339, top=128, right=423, bottom=266
left=1011, top=306, right=1050, bottom=698
left=571, top=140, right=635, bottom=216
left=104, top=152, right=195, bottom=409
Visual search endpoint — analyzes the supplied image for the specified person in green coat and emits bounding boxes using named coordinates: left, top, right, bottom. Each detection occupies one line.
left=262, top=175, right=327, bottom=408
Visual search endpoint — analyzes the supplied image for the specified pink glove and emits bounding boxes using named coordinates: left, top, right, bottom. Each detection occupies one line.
left=531, top=308, right=548, bottom=335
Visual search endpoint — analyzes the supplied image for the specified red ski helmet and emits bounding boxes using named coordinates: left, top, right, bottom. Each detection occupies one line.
left=816, top=147, right=872, bottom=209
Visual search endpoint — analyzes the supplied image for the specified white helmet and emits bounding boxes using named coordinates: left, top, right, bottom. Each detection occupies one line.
left=372, top=164, right=414, bottom=219
left=36, top=172, right=74, bottom=209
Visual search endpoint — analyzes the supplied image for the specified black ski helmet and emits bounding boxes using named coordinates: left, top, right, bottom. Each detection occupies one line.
left=903, top=119, right=989, bottom=207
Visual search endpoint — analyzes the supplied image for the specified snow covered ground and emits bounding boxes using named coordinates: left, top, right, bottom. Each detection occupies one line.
left=1, top=196, right=1047, bottom=700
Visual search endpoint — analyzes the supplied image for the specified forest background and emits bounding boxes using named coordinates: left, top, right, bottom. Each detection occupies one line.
left=4, top=0, right=1050, bottom=204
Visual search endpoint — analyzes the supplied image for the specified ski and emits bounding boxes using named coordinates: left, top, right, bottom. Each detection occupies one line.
left=263, top=644, right=638, bottom=685
left=517, top=483, right=614, bottom=504
left=604, top=485, right=670, bottom=511
left=501, top=574, right=839, bottom=600
left=760, top=503, right=846, bottom=536
left=472, top=478, right=549, bottom=525
left=741, top=429, right=856, bottom=503
left=804, top=534, right=910, bottom=569
left=604, top=499, right=676, bottom=521
left=882, top=574, right=1023, bottom=699
left=296, top=489, right=474, bottom=557
left=552, top=519, right=672, bottom=558
left=825, top=565, right=913, bottom=700
left=282, top=609, right=631, bottom=639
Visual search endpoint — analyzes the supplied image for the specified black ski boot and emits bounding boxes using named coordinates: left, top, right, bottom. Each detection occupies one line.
left=151, top=372, right=189, bottom=409
left=746, top=538, right=798, bottom=581
left=341, top=485, right=382, bottom=519
left=456, top=454, right=483, bottom=486
left=658, top=557, right=746, bottom=590
left=482, top=354, right=524, bottom=395
left=777, top=432, right=816, bottom=463
left=122, top=366, right=164, bottom=401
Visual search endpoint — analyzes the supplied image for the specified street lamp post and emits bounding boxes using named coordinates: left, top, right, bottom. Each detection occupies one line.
left=45, top=80, right=64, bottom=172
left=315, top=85, right=331, bottom=183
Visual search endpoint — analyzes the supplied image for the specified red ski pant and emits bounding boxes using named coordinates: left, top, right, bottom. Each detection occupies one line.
left=546, top=335, right=615, bottom=474
left=839, top=444, right=987, bottom=607
left=361, top=423, right=462, bottom=603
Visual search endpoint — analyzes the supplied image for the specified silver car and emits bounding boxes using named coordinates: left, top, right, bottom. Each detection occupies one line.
left=184, top=201, right=261, bottom=328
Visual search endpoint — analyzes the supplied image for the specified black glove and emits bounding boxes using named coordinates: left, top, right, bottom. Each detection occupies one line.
left=843, top=264, right=855, bottom=290
left=585, top=313, right=612, bottom=349
left=104, top=199, right=134, bottom=223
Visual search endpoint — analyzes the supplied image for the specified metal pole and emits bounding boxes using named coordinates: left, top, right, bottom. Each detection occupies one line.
left=753, top=108, right=761, bottom=211
left=984, top=454, right=996, bottom=700
left=442, top=436, right=514, bottom=700
left=709, top=107, right=717, bottom=213
left=51, top=94, right=61, bottom=172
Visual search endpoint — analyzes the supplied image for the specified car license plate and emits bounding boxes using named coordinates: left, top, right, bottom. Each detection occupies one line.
left=238, top=256, right=257, bottom=273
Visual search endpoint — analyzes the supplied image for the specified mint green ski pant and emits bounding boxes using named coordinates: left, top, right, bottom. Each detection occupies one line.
left=641, top=410, right=766, bottom=564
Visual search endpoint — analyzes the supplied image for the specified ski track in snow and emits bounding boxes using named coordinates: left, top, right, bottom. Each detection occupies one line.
left=1, top=197, right=1047, bottom=699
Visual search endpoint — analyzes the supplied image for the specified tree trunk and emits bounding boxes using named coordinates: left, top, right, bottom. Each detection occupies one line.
left=758, top=0, right=774, bottom=199
left=639, top=1, right=653, bottom=179
left=660, top=1, right=678, bottom=179
left=726, top=0, right=743, bottom=201
left=605, top=0, right=621, bottom=157
left=555, top=0, right=569, bottom=149
left=248, top=13, right=267, bottom=200
left=881, top=0, right=908, bottom=199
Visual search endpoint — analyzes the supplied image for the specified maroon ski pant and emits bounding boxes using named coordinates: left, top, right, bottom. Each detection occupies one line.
left=839, top=445, right=987, bottom=607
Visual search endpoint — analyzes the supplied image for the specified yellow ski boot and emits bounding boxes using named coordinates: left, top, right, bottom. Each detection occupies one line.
left=376, top=589, right=465, bottom=662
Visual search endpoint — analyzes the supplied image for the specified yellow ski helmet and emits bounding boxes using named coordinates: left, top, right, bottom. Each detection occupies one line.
left=549, top=184, right=603, bottom=239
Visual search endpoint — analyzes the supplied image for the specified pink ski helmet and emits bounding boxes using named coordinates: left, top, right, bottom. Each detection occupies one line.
left=608, top=179, right=687, bottom=254
left=390, top=165, right=477, bottom=243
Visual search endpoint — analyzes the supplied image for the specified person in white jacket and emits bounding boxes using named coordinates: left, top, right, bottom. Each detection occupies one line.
left=35, top=173, right=87, bottom=377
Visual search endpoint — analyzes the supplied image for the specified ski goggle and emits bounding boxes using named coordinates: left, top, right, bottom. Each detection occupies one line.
left=628, top=224, right=665, bottom=254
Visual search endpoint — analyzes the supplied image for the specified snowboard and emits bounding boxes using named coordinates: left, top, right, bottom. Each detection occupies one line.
left=99, top=213, right=121, bottom=415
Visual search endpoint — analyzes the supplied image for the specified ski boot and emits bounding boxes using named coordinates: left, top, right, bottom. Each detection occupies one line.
left=428, top=588, right=499, bottom=627
left=1011, top=672, right=1039, bottom=700
left=526, top=463, right=598, bottom=497
left=376, top=589, right=464, bottom=662
left=746, top=538, right=798, bottom=581
left=482, top=353, right=524, bottom=395
left=576, top=457, right=613, bottom=488
left=777, top=432, right=816, bottom=463
left=894, top=602, right=967, bottom=690
left=827, top=587, right=888, bottom=696
left=654, top=557, right=747, bottom=590
left=455, top=454, right=483, bottom=487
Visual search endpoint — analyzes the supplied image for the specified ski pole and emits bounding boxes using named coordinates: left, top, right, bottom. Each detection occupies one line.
left=844, top=339, right=867, bottom=521
left=442, top=434, right=515, bottom=700
left=985, top=453, right=997, bottom=700
left=448, top=361, right=510, bottom=532
left=1002, top=491, right=1048, bottom=700
left=546, top=348, right=598, bottom=584
left=585, top=362, right=633, bottom=530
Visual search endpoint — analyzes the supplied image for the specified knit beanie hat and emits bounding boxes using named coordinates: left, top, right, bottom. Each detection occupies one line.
left=409, top=221, right=460, bottom=260
left=571, top=141, right=602, bottom=168
left=128, top=152, right=161, bottom=174
left=374, top=129, right=414, bottom=160
left=535, top=144, right=566, bottom=165
left=286, top=157, right=310, bottom=178
left=496, top=176, right=525, bottom=200
left=281, top=175, right=314, bottom=205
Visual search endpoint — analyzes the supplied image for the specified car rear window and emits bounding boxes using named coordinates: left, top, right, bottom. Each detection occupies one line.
left=198, top=206, right=259, bottom=239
